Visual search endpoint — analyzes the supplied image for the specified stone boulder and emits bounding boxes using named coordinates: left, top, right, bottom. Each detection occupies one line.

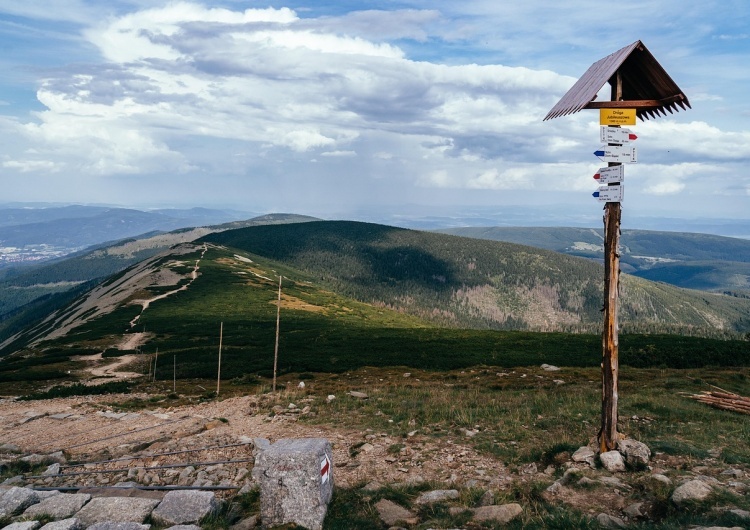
left=596, top=513, right=626, bottom=528
left=42, top=463, right=61, bottom=476
left=623, top=502, right=647, bottom=519
left=671, top=479, right=713, bottom=505
left=599, top=450, right=626, bottom=472
left=39, top=519, right=83, bottom=530
left=150, top=490, right=219, bottom=527
left=254, top=438, right=333, bottom=530
left=414, top=489, right=459, bottom=505
left=24, top=493, right=90, bottom=520
left=571, top=446, right=596, bottom=467
left=74, top=497, right=159, bottom=527
left=374, top=499, right=417, bottom=526
left=648, top=473, right=672, bottom=486
left=617, top=439, right=651, bottom=468
left=0, top=486, right=40, bottom=517
left=2, top=522, right=41, bottom=530
left=472, top=503, right=522, bottom=524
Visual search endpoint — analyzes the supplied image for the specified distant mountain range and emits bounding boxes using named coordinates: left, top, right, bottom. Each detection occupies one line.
left=436, top=226, right=750, bottom=295
left=0, top=205, right=257, bottom=260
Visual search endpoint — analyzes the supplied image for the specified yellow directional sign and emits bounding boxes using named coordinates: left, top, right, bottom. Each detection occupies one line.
left=600, top=108, right=636, bottom=126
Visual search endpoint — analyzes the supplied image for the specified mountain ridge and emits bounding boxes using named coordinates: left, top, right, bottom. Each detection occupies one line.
left=436, top=226, right=750, bottom=293
left=2, top=221, right=749, bottom=391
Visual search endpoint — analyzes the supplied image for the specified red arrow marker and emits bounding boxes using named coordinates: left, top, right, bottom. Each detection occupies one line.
left=629, top=133, right=638, bottom=141
left=593, top=172, right=601, bottom=180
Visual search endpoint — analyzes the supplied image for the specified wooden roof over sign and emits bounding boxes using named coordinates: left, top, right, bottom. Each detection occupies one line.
left=544, top=40, right=690, bottom=121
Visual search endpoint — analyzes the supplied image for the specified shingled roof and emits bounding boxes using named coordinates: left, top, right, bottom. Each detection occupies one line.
left=544, top=40, right=690, bottom=121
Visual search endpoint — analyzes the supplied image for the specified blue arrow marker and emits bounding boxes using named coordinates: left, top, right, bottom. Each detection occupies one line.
left=592, top=191, right=600, bottom=198
left=593, top=150, right=605, bottom=157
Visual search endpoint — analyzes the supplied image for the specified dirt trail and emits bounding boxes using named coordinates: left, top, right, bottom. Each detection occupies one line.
left=129, top=244, right=207, bottom=328
left=71, top=332, right=150, bottom=384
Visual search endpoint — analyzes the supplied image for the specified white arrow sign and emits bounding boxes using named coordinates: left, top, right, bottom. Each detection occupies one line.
left=593, top=165, right=624, bottom=184
left=593, top=184, right=624, bottom=202
left=600, top=126, right=638, bottom=144
left=594, top=145, right=637, bottom=163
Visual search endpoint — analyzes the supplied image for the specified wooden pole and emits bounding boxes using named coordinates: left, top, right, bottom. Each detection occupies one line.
left=217, top=321, right=223, bottom=396
left=600, top=72, right=623, bottom=453
left=153, top=348, right=159, bottom=382
left=273, top=276, right=282, bottom=394
left=173, top=355, right=176, bottom=393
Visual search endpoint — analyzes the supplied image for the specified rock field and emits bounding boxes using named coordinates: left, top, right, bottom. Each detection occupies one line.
left=1, top=393, right=749, bottom=529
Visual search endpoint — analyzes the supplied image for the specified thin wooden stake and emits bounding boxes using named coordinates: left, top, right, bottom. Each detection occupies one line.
left=153, top=348, right=159, bottom=382
left=217, top=322, right=223, bottom=396
left=273, top=276, right=282, bottom=394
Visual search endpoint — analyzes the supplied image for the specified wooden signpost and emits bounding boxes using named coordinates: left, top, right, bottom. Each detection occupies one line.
left=544, top=40, right=690, bottom=452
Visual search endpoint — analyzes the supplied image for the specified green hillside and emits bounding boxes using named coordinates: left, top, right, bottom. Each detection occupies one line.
left=203, top=221, right=750, bottom=336
left=0, top=214, right=319, bottom=338
left=2, top=234, right=748, bottom=391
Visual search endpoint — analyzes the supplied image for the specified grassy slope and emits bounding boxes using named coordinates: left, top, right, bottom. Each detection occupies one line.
left=2, top=235, right=748, bottom=391
left=202, top=221, right=750, bottom=336
left=0, top=214, right=319, bottom=340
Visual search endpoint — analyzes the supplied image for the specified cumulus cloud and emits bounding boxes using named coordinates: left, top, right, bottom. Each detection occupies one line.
left=643, top=180, right=686, bottom=195
left=1, top=0, right=749, bottom=215
left=641, top=120, right=750, bottom=161
left=3, top=2, right=580, bottom=189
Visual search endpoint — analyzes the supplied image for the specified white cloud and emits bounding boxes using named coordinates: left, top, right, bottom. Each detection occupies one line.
left=85, top=3, right=299, bottom=62
left=643, top=181, right=686, bottom=195
left=276, top=129, right=338, bottom=152
left=2, top=160, right=60, bottom=172
left=641, top=120, right=750, bottom=161
left=0, top=1, right=748, bottom=219
left=3, top=2, right=579, bottom=184
left=321, top=150, right=356, bottom=157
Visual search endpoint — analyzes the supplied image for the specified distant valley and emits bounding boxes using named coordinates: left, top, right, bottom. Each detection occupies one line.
left=0, top=204, right=257, bottom=267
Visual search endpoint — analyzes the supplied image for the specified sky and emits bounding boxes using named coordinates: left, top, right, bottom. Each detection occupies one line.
left=0, top=0, right=749, bottom=227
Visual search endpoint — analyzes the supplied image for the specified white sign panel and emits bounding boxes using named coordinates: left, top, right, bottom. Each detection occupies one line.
left=594, top=165, right=624, bottom=184
left=600, top=126, right=637, bottom=144
left=594, top=145, right=637, bottom=164
left=593, top=184, right=624, bottom=202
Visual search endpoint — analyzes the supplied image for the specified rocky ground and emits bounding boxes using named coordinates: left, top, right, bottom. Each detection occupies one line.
left=1, top=392, right=749, bottom=529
